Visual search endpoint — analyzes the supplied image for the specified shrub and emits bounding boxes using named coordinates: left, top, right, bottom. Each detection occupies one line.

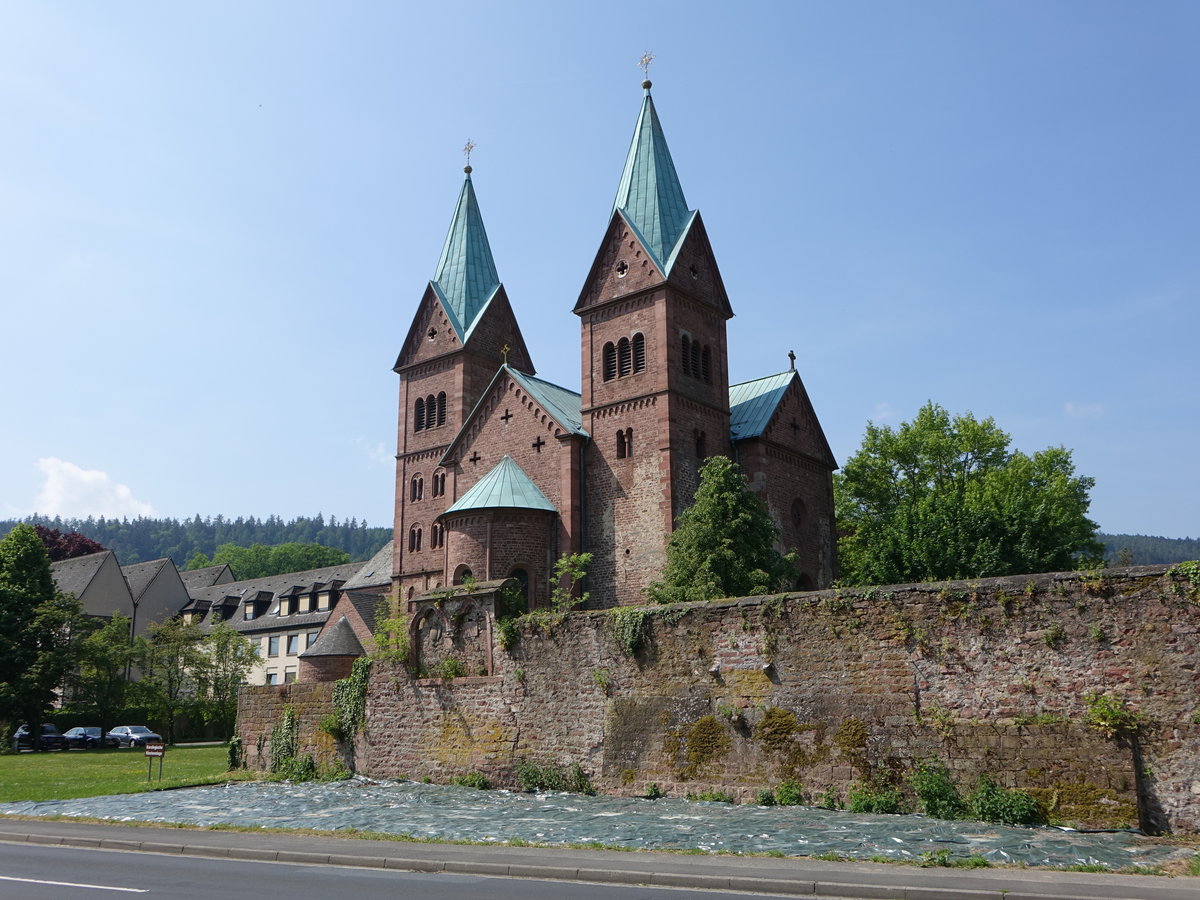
left=515, top=760, right=595, bottom=795
left=226, top=736, right=245, bottom=770
left=775, top=778, right=804, bottom=806
left=909, top=761, right=966, bottom=819
left=755, top=789, right=776, bottom=806
left=644, top=782, right=664, bottom=800
left=968, top=776, right=1045, bottom=826
left=1084, top=692, right=1144, bottom=739
left=450, top=771, right=490, bottom=790
left=847, top=778, right=904, bottom=815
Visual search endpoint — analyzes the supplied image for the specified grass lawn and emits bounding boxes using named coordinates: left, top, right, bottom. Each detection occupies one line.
left=0, top=745, right=252, bottom=803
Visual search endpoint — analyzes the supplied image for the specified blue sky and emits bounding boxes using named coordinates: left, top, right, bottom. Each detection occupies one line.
left=2, top=2, right=1196, bottom=539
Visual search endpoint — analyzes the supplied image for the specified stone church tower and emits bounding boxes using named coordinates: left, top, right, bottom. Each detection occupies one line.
left=392, top=79, right=837, bottom=613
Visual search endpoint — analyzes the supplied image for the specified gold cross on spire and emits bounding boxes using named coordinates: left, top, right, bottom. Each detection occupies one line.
left=501, top=343, right=511, bottom=363
left=462, top=139, right=476, bottom=173
left=638, top=51, right=655, bottom=78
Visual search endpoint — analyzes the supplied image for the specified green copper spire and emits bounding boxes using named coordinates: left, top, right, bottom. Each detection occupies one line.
left=432, top=167, right=501, bottom=341
left=612, top=80, right=695, bottom=272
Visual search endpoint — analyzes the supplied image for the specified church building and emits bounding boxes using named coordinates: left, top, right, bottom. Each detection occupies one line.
left=391, top=78, right=836, bottom=611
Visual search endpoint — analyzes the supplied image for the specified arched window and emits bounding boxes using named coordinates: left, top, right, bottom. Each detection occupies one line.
left=632, top=333, right=645, bottom=373
left=617, top=337, right=632, bottom=377
left=436, top=391, right=447, bottom=426
left=432, top=471, right=446, bottom=498
left=430, top=523, right=444, bottom=549
left=509, top=568, right=530, bottom=607
left=411, top=475, right=424, bottom=502
left=616, top=429, right=627, bottom=459
left=602, top=342, right=616, bottom=381
left=695, top=429, right=706, bottom=459
left=690, top=341, right=701, bottom=378
left=454, top=565, right=473, bottom=585
left=414, top=397, right=426, bottom=431
left=701, top=346, right=712, bottom=384
left=624, top=427, right=633, bottom=457
left=681, top=335, right=690, bottom=374
left=408, top=526, right=422, bottom=552
left=426, top=395, right=436, bottom=426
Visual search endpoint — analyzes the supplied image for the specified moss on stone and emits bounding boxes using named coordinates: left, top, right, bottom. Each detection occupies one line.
left=683, top=715, right=732, bottom=777
left=1026, top=782, right=1138, bottom=830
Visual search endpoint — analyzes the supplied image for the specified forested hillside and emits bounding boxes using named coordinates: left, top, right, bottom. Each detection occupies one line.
left=0, top=514, right=390, bottom=568
left=1099, top=533, right=1200, bottom=566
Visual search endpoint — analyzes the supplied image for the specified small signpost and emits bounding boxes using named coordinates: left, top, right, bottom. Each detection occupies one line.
left=145, top=742, right=165, bottom=782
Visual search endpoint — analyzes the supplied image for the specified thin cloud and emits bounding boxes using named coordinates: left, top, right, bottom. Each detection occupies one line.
left=30, top=457, right=156, bottom=519
left=1064, top=402, right=1104, bottom=419
left=355, top=438, right=393, bottom=467
left=872, top=402, right=898, bottom=422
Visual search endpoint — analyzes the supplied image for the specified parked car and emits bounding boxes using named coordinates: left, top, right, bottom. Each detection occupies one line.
left=105, top=725, right=163, bottom=748
left=63, top=726, right=118, bottom=749
left=11, top=723, right=69, bottom=752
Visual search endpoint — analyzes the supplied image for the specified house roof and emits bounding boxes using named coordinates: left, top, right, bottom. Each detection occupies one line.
left=431, top=171, right=501, bottom=343
left=50, top=550, right=114, bottom=598
left=729, top=372, right=795, bottom=441
left=613, top=83, right=696, bottom=274
left=442, top=455, right=557, bottom=515
left=299, top=617, right=364, bottom=658
left=187, top=561, right=364, bottom=633
left=121, top=558, right=174, bottom=601
left=343, top=590, right=382, bottom=635
left=179, top=564, right=234, bottom=592
left=340, top=541, right=392, bottom=591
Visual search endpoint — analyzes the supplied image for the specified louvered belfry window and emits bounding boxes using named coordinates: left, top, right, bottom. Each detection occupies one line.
left=603, top=342, right=617, bottom=381
left=632, top=333, right=645, bottom=372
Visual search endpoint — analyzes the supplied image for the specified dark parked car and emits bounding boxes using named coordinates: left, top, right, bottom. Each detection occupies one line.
left=11, top=724, right=69, bottom=752
left=63, top=726, right=118, bottom=749
left=106, top=725, right=162, bottom=748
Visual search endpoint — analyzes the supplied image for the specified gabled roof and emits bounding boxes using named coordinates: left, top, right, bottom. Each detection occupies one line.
left=440, top=364, right=585, bottom=465
left=442, top=455, right=557, bottom=515
left=613, top=82, right=696, bottom=274
left=341, top=541, right=392, bottom=591
left=431, top=171, right=502, bottom=342
left=179, top=564, right=234, bottom=592
left=121, top=557, right=175, bottom=602
left=299, top=616, right=364, bottom=658
left=729, top=372, right=795, bottom=441
left=50, top=550, right=116, bottom=598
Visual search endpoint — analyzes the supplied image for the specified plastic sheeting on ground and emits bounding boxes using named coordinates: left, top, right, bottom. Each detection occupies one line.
left=0, top=778, right=1187, bottom=870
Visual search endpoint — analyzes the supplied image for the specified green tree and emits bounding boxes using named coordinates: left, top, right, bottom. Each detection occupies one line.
left=0, top=524, right=92, bottom=736
left=189, top=541, right=349, bottom=578
left=195, top=623, right=259, bottom=739
left=134, top=618, right=205, bottom=744
left=647, top=456, right=796, bottom=604
left=65, top=614, right=135, bottom=731
left=835, top=402, right=1104, bottom=586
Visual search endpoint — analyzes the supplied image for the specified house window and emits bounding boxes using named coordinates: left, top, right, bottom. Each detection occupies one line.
left=632, top=333, right=645, bottom=372
left=415, top=397, right=426, bottom=431
left=266, top=672, right=279, bottom=686
left=411, top=474, right=424, bottom=501
left=316, top=591, right=331, bottom=611
left=602, top=342, right=616, bottom=381
left=307, top=630, right=321, bottom=649
left=287, top=634, right=299, bottom=656
left=268, top=636, right=280, bottom=657
left=436, top=391, right=447, bottom=426
left=244, top=604, right=254, bottom=621
left=408, top=526, right=422, bottom=552
left=283, top=669, right=297, bottom=684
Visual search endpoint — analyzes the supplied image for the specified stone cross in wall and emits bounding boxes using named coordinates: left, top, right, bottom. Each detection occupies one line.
left=532, top=436, right=546, bottom=453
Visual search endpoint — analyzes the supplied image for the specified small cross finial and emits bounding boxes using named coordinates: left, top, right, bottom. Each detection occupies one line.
left=638, top=51, right=654, bottom=90
left=501, top=343, right=511, bottom=363
left=462, top=139, right=476, bottom=173
left=788, top=350, right=796, bottom=371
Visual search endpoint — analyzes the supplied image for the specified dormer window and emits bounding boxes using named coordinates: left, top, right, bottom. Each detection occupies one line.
left=317, top=591, right=331, bottom=611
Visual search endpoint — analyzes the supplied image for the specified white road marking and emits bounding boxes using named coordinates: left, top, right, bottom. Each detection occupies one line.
left=0, top=874, right=148, bottom=892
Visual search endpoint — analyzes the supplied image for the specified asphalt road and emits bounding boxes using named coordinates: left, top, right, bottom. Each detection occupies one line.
left=1, top=818, right=1196, bottom=900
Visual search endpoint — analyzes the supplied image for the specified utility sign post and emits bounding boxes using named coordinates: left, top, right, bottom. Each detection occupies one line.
left=145, top=742, right=165, bottom=782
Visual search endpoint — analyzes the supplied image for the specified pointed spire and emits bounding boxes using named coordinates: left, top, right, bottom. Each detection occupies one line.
left=431, top=163, right=501, bottom=341
left=612, top=78, right=694, bottom=271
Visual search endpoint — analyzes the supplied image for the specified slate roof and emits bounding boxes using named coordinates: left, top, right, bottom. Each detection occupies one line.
left=431, top=172, right=501, bottom=343
left=299, top=617, right=364, bottom=658
left=613, top=83, right=697, bottom=274
left=121, top=558, right=174, bottom=601
left=179, top=564, right=234, bottom=592
left=186, top=562, right=364, bottom=633
left=340, top=541, right=392, bottom=591
left=443, top=455, right=557, bottom=515
left=729, top=372, right=794, bottom=441
left=343, top=590, right=382, bottom=635
left=50, top=551, right=113, bottom=597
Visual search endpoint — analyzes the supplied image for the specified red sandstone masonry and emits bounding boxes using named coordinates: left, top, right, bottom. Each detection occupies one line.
left=236, top=565, right=1200, bottom=833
